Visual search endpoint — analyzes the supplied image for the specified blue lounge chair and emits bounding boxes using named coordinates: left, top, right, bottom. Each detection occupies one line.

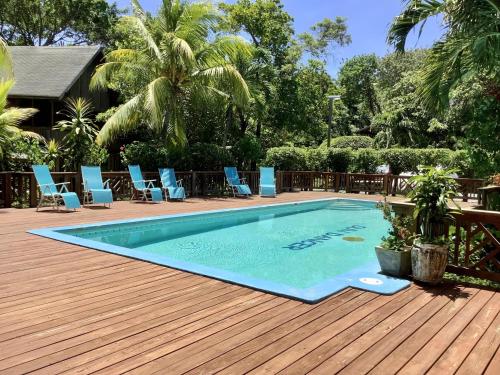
left=259, top=167, right=276, bottom=197
left=159, top=168, right=186, bottom=200
left=128, top=165, right=163, bottom=202
left=224, top=167, right=252, bottom=197
left=32, top=165, right=81, bottom=211
left=81, top=166, right=113, bottom=207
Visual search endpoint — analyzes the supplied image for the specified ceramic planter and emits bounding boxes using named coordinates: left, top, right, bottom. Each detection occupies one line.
left=375, top=246, right=412, bottom=277
left=411, top=242, right=448, bottom=284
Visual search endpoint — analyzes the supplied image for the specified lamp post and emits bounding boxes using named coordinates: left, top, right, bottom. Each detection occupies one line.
left=327, top=95, right=341, bottom=148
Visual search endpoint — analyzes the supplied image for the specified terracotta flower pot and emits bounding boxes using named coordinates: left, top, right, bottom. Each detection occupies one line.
left=375, top=246, right=412, bottom=277
left=411, top=242, right=448, bottom=284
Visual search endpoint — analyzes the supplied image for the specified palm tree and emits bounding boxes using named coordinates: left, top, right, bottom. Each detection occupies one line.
left=91, top=0, right=251, bottom=146
left=0, top=37, right=39, bottom=160
left=388, top=0, right=500, bottom=111
left=223, top=47, right=275, bottom=143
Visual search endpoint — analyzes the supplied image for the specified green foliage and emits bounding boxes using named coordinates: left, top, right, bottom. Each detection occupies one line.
left=377, top=199, right=416, bottom=251
left=262, top=147, right=307, bottom=170
left=298, top=17, right=351, bottom=61
left=324, top=135, right=374, bottom=150
left=54, top=97, right=101, bottom=170
left=120, top=141, right=170, bottom=171
left=43, top=139, right=60, bottom=170
left=304, top=148, right=326, bottom=171
left=4, top=136, right=45, bottom=171
left=0, top=38, right=40, bottom=161
left=92, top=0, right=251, bottom=147
left=448, top=150, right=474, bottom=178
left=408, top=167, right=460, bottom=243
left=352, top=148, right=381, bottom=173
left=120, top=141, right=234, bottom=171
left=219, top=0, right=294, bottom=66
left=84, top=143, right=109, bottom=167
left=445, top=78, right=500, bottom=177
left=232, top=134, right=263, bottom=169
left=0, top=0, right=121, bottom=46
left=379, top=148, right=419, bottom=175
left=337, top=54, right=380, bottom=130
left=188, top=143, right=235, bottom=171
left=388, top=0, right=500, bottom=111
left=324, top=148, right=352, bottom=172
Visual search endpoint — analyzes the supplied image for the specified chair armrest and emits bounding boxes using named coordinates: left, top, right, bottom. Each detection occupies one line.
left=39, top=182, right=69, bottom=187
left=176, top=179, right=183, bottom=187
left=240, top=177, right=248, bottom=184
left=103, top=179, right=111, bottom=189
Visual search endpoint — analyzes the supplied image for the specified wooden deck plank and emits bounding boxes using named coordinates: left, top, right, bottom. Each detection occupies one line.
left=284, top=285, right=434, bottom=374
left=334, top=286, right=479, bottom=374
left=0, top=193, right=497, bottom=375
left=456, top=313, right=500, bottom=375
left=426, top=293, right=500, bottom=374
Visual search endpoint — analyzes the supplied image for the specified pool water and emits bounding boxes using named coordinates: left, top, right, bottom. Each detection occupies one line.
left=30, top=199, right=410, bottom=302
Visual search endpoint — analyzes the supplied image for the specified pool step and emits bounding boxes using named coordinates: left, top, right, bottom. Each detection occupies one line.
left=326, top=204, right=373, bottom=211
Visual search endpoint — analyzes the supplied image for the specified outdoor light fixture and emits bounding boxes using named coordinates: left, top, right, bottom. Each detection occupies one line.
left=327, top=95, right=342, bottom=147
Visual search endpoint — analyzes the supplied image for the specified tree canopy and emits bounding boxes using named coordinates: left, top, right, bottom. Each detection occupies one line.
left=0, top=0, right=121, bottom=46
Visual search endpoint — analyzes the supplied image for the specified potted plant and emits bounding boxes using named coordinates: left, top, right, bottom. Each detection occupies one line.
left=408, top=167, right=460, bottom=284
left=375, top=199, right=415, bottom=277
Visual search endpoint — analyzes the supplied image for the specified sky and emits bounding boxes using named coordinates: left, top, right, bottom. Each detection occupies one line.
left=112, top=0, right=444, bottom=77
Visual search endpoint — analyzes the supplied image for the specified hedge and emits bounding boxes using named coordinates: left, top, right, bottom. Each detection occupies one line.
left=263, top=147, right=473, bottom=176
left=321, top=135, right=374, bottom=150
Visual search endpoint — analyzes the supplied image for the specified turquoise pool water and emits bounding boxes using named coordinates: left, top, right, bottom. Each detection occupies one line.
left=30, top=199, right=410, bottom=302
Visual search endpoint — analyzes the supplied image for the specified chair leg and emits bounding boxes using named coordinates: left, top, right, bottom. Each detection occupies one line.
left=37, top=195, right=45, bottom=212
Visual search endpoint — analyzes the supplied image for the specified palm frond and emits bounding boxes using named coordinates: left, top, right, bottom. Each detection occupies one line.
left=0, top=107, right=39, bottom=127
left=0, top=38, right=13, bottom=81
left=97, top=94, right=144, bottom=145
left=127, top=14, right=162, bottom=61
left=90, top=60, right=149, bottom=91
left=196, top=64, right=250, bottom=107
left=144, top=77, right=172, bottom=130
left=388, top=0, right=445, bottom=52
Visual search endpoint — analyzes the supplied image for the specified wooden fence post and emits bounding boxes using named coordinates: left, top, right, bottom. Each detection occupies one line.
left=192, top=172, right=197, bottom=196
left=4, top=173, right=12, bottom=208
left=383, top=174, right=389, bottom=196
left=29, top=173, right=37, bottom=208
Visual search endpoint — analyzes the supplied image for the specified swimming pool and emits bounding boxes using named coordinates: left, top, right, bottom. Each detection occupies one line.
left=29, top=198, right=410, bottom=303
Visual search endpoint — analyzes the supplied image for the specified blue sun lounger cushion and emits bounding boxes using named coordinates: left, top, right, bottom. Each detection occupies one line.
left=159, top=168, right=186, bottom=200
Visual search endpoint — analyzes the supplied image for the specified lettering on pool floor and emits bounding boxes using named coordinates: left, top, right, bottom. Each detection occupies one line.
left=283, top=225, right=367, bottom=251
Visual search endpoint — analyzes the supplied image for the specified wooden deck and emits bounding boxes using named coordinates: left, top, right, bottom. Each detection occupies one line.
left=0, top=193, right=498, bottom=374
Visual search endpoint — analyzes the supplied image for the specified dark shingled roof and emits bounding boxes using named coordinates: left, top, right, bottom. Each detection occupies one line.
left=8, top=46, right=102, bottom=100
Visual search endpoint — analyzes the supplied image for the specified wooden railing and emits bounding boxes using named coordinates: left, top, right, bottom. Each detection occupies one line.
left=449, top=210, right=500, bottom=282
left=391, top=202, right=500, bottom=283
left=0, top=170, right=486, bottom=208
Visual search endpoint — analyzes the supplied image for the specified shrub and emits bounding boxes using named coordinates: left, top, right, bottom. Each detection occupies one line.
left=352, top=148, right=381, bottom=173
left=232, top=135, right=263, bottom=169
left=324, top=148, right=353, bottom=172
left=448, top=150, right=473, bottom=177
left=188, top=143, right=234, bottom=171
left=418, top=148, right=453, bottom=168
left=4, top=136, right=45, bottom=171
left=379, top=148, right=419, bottom=175
left=263, top=147, right=308, bottom=170
left=120, top=141, right=170, bottom=170
left=83, top=143, right=109, bottom=167
left=305, top=148, right=326, bottom=171
left=323, top=136, right=374, bottom=150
